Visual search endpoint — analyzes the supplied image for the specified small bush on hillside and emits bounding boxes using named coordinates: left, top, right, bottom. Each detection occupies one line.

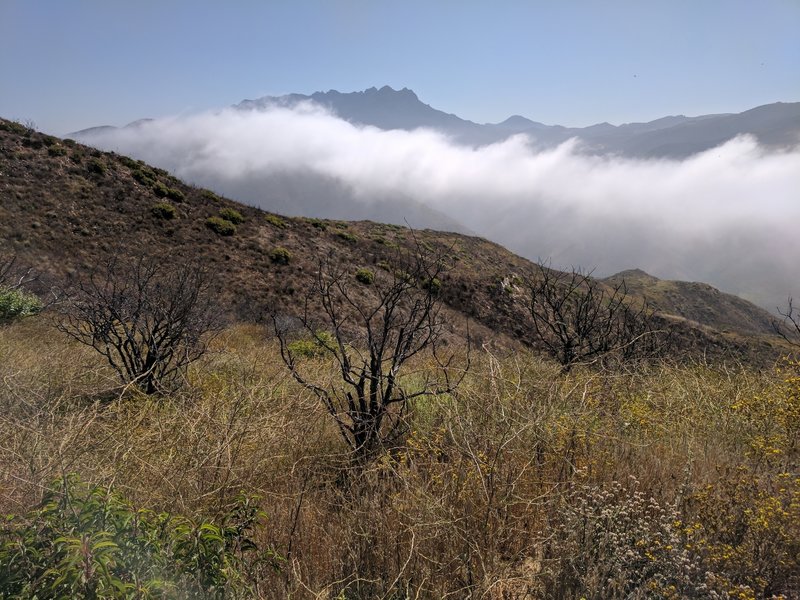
left=206, top=216, right=236, bottom=236
left=202, top=189, right=222, bottom=202
left=0, top=475, right=265, bottom=598
left=86, top=158, right=106, bottom=175
left=265, top=214, right=284, bottom=228
left=151, top=202, right=177, bottom=220
left=355, top=268, right=375, bottom=285
left=132, top=168, right=156, bottom=187
left=47, top=145, right=68, bottom=157
left=307, top=217, right=327, bottom=230
left=118, top=155, right=139, bottom=169
left=220, top=208, right=245, bottom=224
left=269, top=247, right=291, bottom=265
left=336, top=231, right=358, bottom=243
left=0, top=287, right=42, bottom=323
left=165, top=187, right=185, bottom=202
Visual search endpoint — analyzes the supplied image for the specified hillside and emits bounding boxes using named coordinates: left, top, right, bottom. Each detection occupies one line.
left=0, top=118, right=788, bottom=364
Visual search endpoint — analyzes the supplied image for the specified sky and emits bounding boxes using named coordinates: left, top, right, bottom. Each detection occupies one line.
left=1, top=1, right=798, bottom=134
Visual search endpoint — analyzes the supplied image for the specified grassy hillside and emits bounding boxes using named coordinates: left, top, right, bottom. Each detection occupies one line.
left=0, top=118, right=789, bottom=365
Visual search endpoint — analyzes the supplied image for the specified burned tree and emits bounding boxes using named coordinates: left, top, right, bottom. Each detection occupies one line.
left=527, top=262, right=667, bottom=371
left=58, top=256, right=219, bottom=395
left=775, top=298, right=800, bottom=349
left=274, top=243, right=467, bottom=462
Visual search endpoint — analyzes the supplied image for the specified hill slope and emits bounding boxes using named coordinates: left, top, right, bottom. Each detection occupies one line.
left=0, top=118, right=788, bottom=364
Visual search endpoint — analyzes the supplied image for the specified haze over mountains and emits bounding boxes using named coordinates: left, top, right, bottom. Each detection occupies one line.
left=70, top=87, right=800, bottom=311
left=237, top=86, right=800, bottom=157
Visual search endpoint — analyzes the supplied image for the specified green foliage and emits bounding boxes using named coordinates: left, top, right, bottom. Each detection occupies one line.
left=152, top=182, right=183, bottom=202
left=288, top=331, right=335, bottom=359
left=47, top=145, right=68, bottom=157
left=131, top=168, right=156, bottom=187
left=269, top=247, right=291, bottom=265
left=264, top=214, right=284, bottom=228
left=0, top=475, right=268, bottom=598
left=205, top=216, right=236, bottom=236
left=422, top=277, right=442, bottom=294
left=0, top=120, right=34, bottom=135
left=87, top=159, right=106, bottom=175
left=336, top=231, right=358, bottom=243
left=118, top=156, right=139, bottom=170
left=201, top=190, right=221, bottom=203
left=151, top=202, right=177, bottom=220
left=306, top=218, right=327, bottom=231
left=0, top=287, right=42, bottom=323
left=165, top=187, right=185, bottom=202
left=219, top=208, right=245, bottom=225
left=355, top=268, right=375, bottom=285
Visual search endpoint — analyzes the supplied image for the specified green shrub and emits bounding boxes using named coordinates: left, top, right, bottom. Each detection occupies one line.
left=219, top=208, right=245, bottom=224
left=202, top=189, right=222, bottom=202
left=423, top=277, right=442, bottom=294
left=288, top=331, right=335, bottom=358
left=307, top=218, right=327, bottom=230
left=165, top=187, right=185, bottom=202
left=152, top=180, right=170, bottom=198
left=132, top=168, right=156, bottom=187
left=118, top=155, right=139, bottom=169
left=0, top=287, right=42, bottom=322
left=336, top=231, right=358, bottom=243
left=151, top=202, right=177, bottom=220
left=206, top=216, right=236, bottom=236
left=0, top=475, right=267, bottom=598
left=47, top=145, right=68, bottom=157
left=86, top=158, right=106, bottom=175
left=355, top=268, right=375, bottom=285
left=265, top=214, right=285, bottom=228
left=269, top=246, right=291, bottom=265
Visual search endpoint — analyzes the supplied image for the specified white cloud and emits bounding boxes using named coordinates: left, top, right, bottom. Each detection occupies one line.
left=81, top=105, right=800, bottom=311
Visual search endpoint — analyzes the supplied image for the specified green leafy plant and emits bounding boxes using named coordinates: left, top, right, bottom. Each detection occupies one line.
left=219, top=208, right=245, bottom=225
left=151, top=202, right=177, bottom=220
left=264, top=214, right=284, bottom=228
left=336, top=231, right=357, bottom=243
left=355, top=268, right=375, bottom=285
left=206, top=216, right=236, bottom=236
left=269, top=247, right=291, bottom=265
left=288, top=331, right=336, bottom=358
left=87, top=158, right=106, bottom=175
left=0, top=475, right=269, bottom=598
left=0, top=287, right=42, bottom=323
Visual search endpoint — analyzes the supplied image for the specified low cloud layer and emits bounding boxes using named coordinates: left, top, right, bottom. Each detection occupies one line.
left=80, top=104, right=800, bottom=311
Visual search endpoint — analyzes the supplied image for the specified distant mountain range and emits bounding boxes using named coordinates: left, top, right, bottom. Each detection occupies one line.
left=71, top=86, right=800, bottom=159
left=235, top=86, right=800, bottom=158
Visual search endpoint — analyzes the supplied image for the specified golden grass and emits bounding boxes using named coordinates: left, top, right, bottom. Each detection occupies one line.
left=1, top=318, right=797, bottom=598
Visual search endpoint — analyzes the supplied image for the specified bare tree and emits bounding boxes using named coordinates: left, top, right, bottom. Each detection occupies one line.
left=0, top=254, right=35, bottom=291
left=58, top=256, right=219, bottom=395
left=526, top=262, right=668, bottom=371
left=274, top=242, right=468, bottom=463
left=774, top=298, right=800, bottom=349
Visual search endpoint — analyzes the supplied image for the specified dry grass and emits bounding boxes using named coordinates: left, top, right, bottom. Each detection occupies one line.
left=1, top=317, right=798, bottom=598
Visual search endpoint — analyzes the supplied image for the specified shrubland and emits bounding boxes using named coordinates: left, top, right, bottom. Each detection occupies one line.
left=0, top=315, right=797, bottom=598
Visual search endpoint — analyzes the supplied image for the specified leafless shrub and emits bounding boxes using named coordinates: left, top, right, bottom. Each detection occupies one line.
left=774, top=297, right=800, bottom=349
left=527, top=261, right=670, bottom=371
left=57, top=256, right=219, bottom=395
left=274, top=240, right=469, bottom=463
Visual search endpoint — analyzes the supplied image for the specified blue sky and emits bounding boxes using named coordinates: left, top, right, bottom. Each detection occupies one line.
left=1, top=0, right=798, bottom=134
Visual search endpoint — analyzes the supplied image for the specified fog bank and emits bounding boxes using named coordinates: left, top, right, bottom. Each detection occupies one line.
left=78, top=104, right=800, bottom=311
